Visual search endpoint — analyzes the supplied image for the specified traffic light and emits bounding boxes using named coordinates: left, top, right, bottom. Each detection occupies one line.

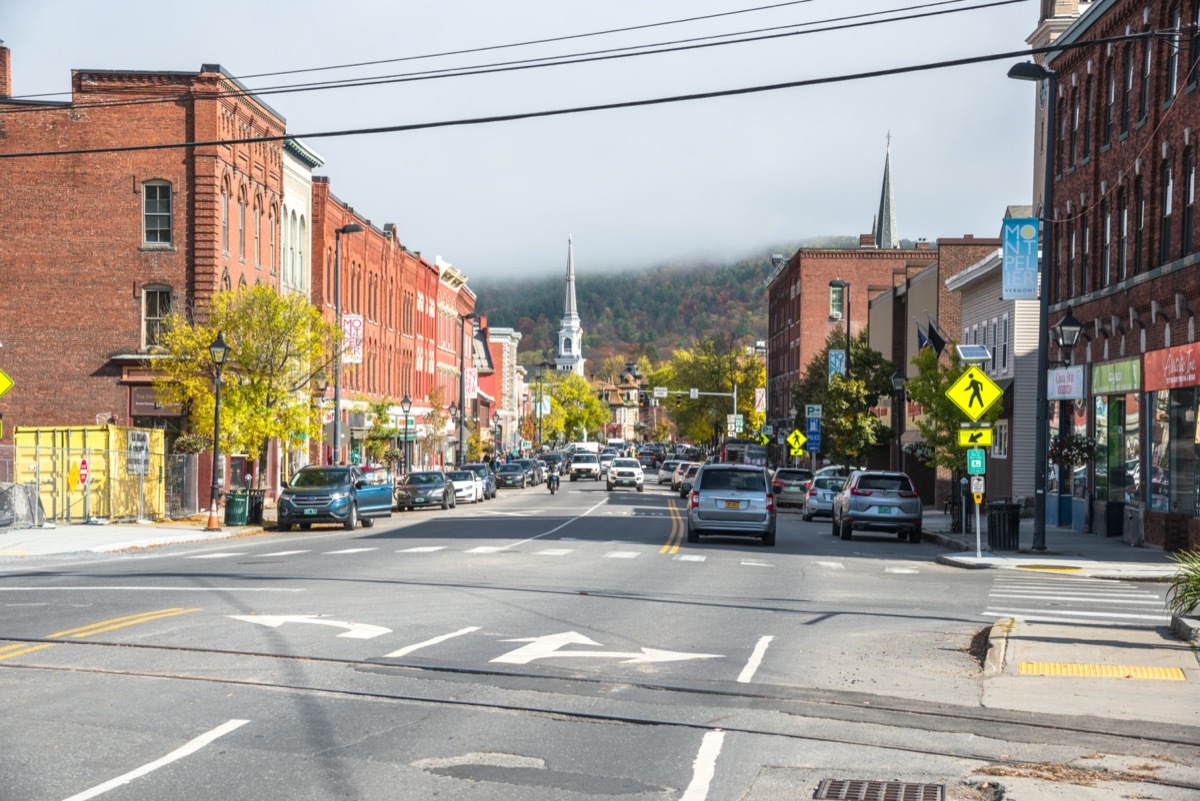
left=675, top=395, right=681, bottom=410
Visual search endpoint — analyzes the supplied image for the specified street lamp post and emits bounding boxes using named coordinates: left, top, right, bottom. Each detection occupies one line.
left=829, top=279, right=851, bottom=381
left=1051, top=307, right=1084, bottom=498
left=1008, top=59, right=1057, bottom=551
left=891, top=370, right=906, bottom=472
left=314, top=374, right=329, bottom=465
left=400, top=394, right=412, bottom=474
left=448, top=402, right=459, bottom=468
left=205, top=332, right=230, bottom=531
left=332, top=222, right=363, bottom=465
left=457, top=313, right=479, bottom=467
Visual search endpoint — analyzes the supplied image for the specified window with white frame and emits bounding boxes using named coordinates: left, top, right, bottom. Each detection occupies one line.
left=238, top=195, right=245, bottom=261
left=143, top=287, right=171, bottom=349
left=991, top=419, right=1009, bottom=458
left=990, top=319, right=998, bottom=372
left=143, top=181, right=172, bottom=245
left=829, top=285, right=845, bottom=318
left=1000, top=315, right=1009, bottom=372
left=221, top=185, right=229, bottom=253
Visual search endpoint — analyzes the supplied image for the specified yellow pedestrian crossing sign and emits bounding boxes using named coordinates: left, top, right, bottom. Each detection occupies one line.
left=958, top=427, right=993, bottom=447
left=0, top=368, right=13, bottom=399
left=786, top=429, right=807, bottom=455
left=946, top=366, right=1002, bottom=421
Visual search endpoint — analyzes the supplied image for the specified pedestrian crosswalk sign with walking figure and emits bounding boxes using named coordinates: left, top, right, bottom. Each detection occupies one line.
left=946, top=366, right=1002, bottom=422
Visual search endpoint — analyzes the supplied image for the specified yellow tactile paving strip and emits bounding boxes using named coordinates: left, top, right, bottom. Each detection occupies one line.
left=1020, top=661, right=1186, bottom=680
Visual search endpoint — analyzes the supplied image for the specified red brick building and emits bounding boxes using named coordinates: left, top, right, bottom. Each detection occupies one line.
left=0, top=50, right=285, bottom=472
left=1026, top=0, right=1200, bottom=549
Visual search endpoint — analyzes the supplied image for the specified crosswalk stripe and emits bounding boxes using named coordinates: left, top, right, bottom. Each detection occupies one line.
left=535, top=549, right=573, bottom=556
left=988, top=593, right=1163, bottom=605
left=604, top=551, right=639, bottom=559
left=398, top=546, right=445, bottom=553
left=260, top=550, right=310, bottom=556
left=466, top=546, right=504, bottom=554
left=741, top=560, right=774, bottom=567
left=185, top=553, right=244, bottom=559
left=885, top=566, right=919, bottom=574
left=985, top=606, right=1170, bottom=621
left=674, top=555, right=706, bottom=562
left=326, top=548, right=377, bottom=554
left=816, top=561, right=845, bottom=569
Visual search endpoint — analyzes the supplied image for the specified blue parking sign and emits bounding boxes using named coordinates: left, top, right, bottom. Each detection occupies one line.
left=807, top=431, right=821, bottom=453
left=806, top=417, right=820, bottom=436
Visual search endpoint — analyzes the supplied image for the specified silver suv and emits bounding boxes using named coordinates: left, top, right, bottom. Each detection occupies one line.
left=831, top=470, right=922, bottom=542
left=685, top=464, right=776, bottom=546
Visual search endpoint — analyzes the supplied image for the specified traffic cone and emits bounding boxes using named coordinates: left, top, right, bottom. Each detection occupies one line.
left=204, top=496, right=221, bottom=531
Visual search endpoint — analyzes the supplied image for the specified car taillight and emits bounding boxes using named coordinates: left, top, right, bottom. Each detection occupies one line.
left=807, top=487, right=817, bottom=497
left=772, top=480, right=784, bottom=489
left=766, top=493, right=775, bottom=512
left=689, top=490, right=699, bottom=509
left=898, top=490, right=919, bottom=498
left=850, top=487, right=873, bottom=496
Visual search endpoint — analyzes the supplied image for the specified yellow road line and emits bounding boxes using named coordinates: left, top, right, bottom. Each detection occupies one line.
left=1019, top=661, right=1186, bottom=680
left=48, top=608, right=198, bottom=639
left=0, top=643, right=55, bottom=661
left=661, top=502, right=682, bottom=554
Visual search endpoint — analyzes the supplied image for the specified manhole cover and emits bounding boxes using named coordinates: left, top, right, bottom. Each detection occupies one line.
left=814, top=778, right=945, bottom=801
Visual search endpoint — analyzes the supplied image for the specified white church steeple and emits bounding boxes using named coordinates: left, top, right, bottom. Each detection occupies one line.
left=555, top=236, right=586, bottom=376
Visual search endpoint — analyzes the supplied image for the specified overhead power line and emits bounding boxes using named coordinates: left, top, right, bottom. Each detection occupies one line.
left=0, top=36, right=1153, bottom=162
left=0, top=0, right=1018, bottom=117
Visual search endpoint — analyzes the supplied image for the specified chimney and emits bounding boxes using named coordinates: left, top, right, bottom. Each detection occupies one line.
left=915, top=239, right=932, bottom=250
left=859, top=233, right=877, bottom=249
left=0, top=41, right=11, bottom=97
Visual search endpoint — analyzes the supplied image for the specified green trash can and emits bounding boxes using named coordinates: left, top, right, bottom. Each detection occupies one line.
left=224, top=491, right=249, bottom=526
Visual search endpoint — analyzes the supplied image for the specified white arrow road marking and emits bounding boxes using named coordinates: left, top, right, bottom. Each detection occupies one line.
left=736, top=635, right=774, bottom=683
left=229, top=614, right=391, bottom=639
left=492, top=631, right=723, bottom=665
left=62, top=719, right=249, bottom=801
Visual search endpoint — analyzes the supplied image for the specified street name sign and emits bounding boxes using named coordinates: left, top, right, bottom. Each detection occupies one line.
left=946, top=366, right=1003, bottom=421
left=653, top=386, right=668, bottom=398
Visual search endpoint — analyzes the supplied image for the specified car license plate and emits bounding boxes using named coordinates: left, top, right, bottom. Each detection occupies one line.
left=303, top=508, right=317, bottom=516
left=877, top=506, right=893, bottom=514
left=788, top=484, right=800, bottom=490
left=724, top=500, right=740, bottom=509
left=415, top=497, right=425, bottom=503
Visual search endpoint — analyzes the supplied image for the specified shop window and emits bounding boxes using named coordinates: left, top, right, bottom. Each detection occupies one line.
left=1168, top=387, right=1197, bottom=515
left=1095, top=396, right=1110, bottom=500
left=1125, top=393, right=1143, bottom=508
left=1151, top=392, right=1171, bottom=511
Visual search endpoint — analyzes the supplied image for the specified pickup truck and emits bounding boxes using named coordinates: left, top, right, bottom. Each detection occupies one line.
left=276, top=465, right=393, bottom=531
left=568, top=452, right=601, bottom=481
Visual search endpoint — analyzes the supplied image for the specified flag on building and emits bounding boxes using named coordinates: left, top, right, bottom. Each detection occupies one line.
left=927, top=315, right=947, bottom=357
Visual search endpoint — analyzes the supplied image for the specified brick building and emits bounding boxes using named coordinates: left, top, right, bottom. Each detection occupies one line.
left=1015, top=0, right=1200, bottom=550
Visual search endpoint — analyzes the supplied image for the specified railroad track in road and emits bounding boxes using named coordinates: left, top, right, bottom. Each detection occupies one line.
left=3, top=633, right=1200, bottom=788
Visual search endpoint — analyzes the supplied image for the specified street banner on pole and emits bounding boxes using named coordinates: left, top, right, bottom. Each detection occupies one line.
left=341, top=315, right=364, bottom=364
left=1000, top=217, right=1039, bottom=300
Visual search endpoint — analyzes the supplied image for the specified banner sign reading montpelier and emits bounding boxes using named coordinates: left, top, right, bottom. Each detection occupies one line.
left=1000, top=217, right=1040, bottom=300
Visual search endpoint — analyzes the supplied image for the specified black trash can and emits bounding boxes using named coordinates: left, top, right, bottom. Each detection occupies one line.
left=245, top=489, right=266, bottom=526
left=224, top=491, right=248, bottom=526
left=987, top=501, right=1021, bottom=550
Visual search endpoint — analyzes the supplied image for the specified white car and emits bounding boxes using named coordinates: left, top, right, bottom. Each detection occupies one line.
left=446, top=470, right=482, bottom=503
left=599, top=452, right=616, bottom=475
left=606, top=458, right=644, bottom=492
left=658, top=459, right=680, bottom=484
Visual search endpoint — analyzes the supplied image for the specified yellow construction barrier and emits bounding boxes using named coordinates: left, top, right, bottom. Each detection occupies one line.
left=13, top=426, right=166, bottom=522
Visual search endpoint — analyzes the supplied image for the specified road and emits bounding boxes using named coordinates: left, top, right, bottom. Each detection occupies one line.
left=2, top=472, right=1197, bottom=800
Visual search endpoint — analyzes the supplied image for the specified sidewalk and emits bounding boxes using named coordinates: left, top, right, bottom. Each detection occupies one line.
left=0, top=516, right=260, bottom=557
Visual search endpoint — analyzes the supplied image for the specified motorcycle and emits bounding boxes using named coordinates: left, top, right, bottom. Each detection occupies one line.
left=548, top=473, right=560, bottom=495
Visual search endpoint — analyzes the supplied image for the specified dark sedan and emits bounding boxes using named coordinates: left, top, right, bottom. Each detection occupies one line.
left=495, top=463, right=527, bottom=488
left=393, top=471, right=456, bottom=511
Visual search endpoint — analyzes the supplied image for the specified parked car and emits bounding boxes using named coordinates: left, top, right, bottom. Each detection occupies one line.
left=393, top=470, right=457, bottom=512
left=447, top=470, right=483, bottom=504
left=685, top=464, right=776, bottom=546
left=815, top=464, right=857, bottom=479
left=278, top=465, right=393, bottom=531
left=771, top=468, right=813, bottom=508
left=461, top=463, right=497, bottom=500
left=607, top=458, right=645, bottom=492
left=831, top=470, right=923, bottom=542
left=802, top=476, right=845, bottom=521
left=658, top=459, right=680, bottom=484
left=516, top=458, right=542, bottom=485
left=569, top=452, right=601, bottom=481
left=496, top=463, right=527, bottom=488
left=678, top=463, right=702, bottom=497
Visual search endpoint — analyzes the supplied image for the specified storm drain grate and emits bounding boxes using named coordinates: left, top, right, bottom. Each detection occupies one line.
left=814, top=778, right=945, bottom=801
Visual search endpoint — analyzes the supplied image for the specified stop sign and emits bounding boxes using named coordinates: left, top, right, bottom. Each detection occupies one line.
left=79, top=458, right=89, bottom=486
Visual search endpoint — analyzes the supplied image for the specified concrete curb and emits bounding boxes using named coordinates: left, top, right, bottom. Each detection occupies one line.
left=983, top=619, right=1011, bottom=677
left=1171, top=615, right=1200, bottom=643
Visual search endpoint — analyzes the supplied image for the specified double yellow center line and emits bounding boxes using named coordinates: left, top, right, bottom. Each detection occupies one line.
left=660, top=502, right=684, bottom=554
left=0, top=607, right=199, bottom=661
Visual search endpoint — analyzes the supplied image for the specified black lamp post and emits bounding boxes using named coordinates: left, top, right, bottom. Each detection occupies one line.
left=400, top=393, right=412, bottom=474
left=1051, top=307, right=1084, bottom=495
left=314, top=373, right=329, bottom=465
left=1008, top=59, right=1057, bottom=551
left=205, top=331, right=230, bottom=531
left=829, top=278, right=851, bottom=381
left=891, top=370, right=906, bottom=472
left=332, top=222, right=363, bottom=465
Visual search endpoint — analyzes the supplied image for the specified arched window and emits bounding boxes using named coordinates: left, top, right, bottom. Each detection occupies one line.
left=281, top=205, right=289, bottom=281
left=269, top=209, right=276, bottom=275
left=563, top=337, right=572, bottom=354
left=238, top=192, right=245, bottom=261
left=298, top=216, right=306, bottom=290
left=221, top=183, right=230, bottom=253
left=289, top=211, right=298, bottom=287
left=253, top=199, right=261, bottom=268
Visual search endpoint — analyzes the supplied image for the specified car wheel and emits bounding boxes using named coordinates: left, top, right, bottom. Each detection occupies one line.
left=909, top=528, right=923, bottom=543
left=831, top=516, right=840, bottom=536
left=686, top=522, right=699, bottom=543
left=802, top=510, right=813, bottom=522
left=606, top=483, right=614, bottom=491
left=344, top=504, right=358, bottom=531
left=277, top=521, right=292, bottom=532
left=761, top=527, right=776, bottom=547
left=299, top=523, right=312, bottom=531
left=441, top=495, right=449, bottom=510
left=570, top=476, right=577, bottom=482
left=361, top=517, right=375, bottom=528
left=637, top=485, right=643, bottom=492
left=838, top=518, right=852, bottom=540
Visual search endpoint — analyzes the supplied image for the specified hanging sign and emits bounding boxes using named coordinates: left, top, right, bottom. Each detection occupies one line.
left=1144, top=343, right=1199, bottom=392
left=1047, top=366, right=1086, bottom=400
left=1000, top=217, right=1040, bottom=300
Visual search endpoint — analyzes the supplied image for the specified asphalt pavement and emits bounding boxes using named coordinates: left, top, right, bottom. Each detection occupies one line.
left=1, top=499, right=1197, bottom=729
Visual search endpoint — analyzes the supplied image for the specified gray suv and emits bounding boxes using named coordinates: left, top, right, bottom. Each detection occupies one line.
left=831, top=470, right=922, bottom=542
left=685, top=464, right=776, bottom=546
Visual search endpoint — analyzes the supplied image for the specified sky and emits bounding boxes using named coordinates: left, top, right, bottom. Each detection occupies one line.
left=4, top=0, right=1041, bottom=279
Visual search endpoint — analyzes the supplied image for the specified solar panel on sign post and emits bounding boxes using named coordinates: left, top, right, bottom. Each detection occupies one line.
left=955, top=344, right=991, bottom=363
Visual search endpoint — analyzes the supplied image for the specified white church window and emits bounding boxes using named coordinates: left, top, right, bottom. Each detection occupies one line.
left=564, top=337, right=572, bottom=354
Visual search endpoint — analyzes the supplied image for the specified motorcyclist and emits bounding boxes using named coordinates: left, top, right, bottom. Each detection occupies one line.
left=547, top=470, right=560, bottom=493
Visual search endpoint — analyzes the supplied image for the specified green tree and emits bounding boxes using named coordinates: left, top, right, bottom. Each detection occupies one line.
left=362, top=399, right=399, bottom=464
left=548, top=373, right=609, bottom=441
left=666, top=335, right=767, bottom=442
left=464, top=419, right=485, bottom=463
left=153, top=286, right=339, bottom=478
left=789, top=330, right=895, bottom=466
left=421, top=385, right=450, bottom=467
